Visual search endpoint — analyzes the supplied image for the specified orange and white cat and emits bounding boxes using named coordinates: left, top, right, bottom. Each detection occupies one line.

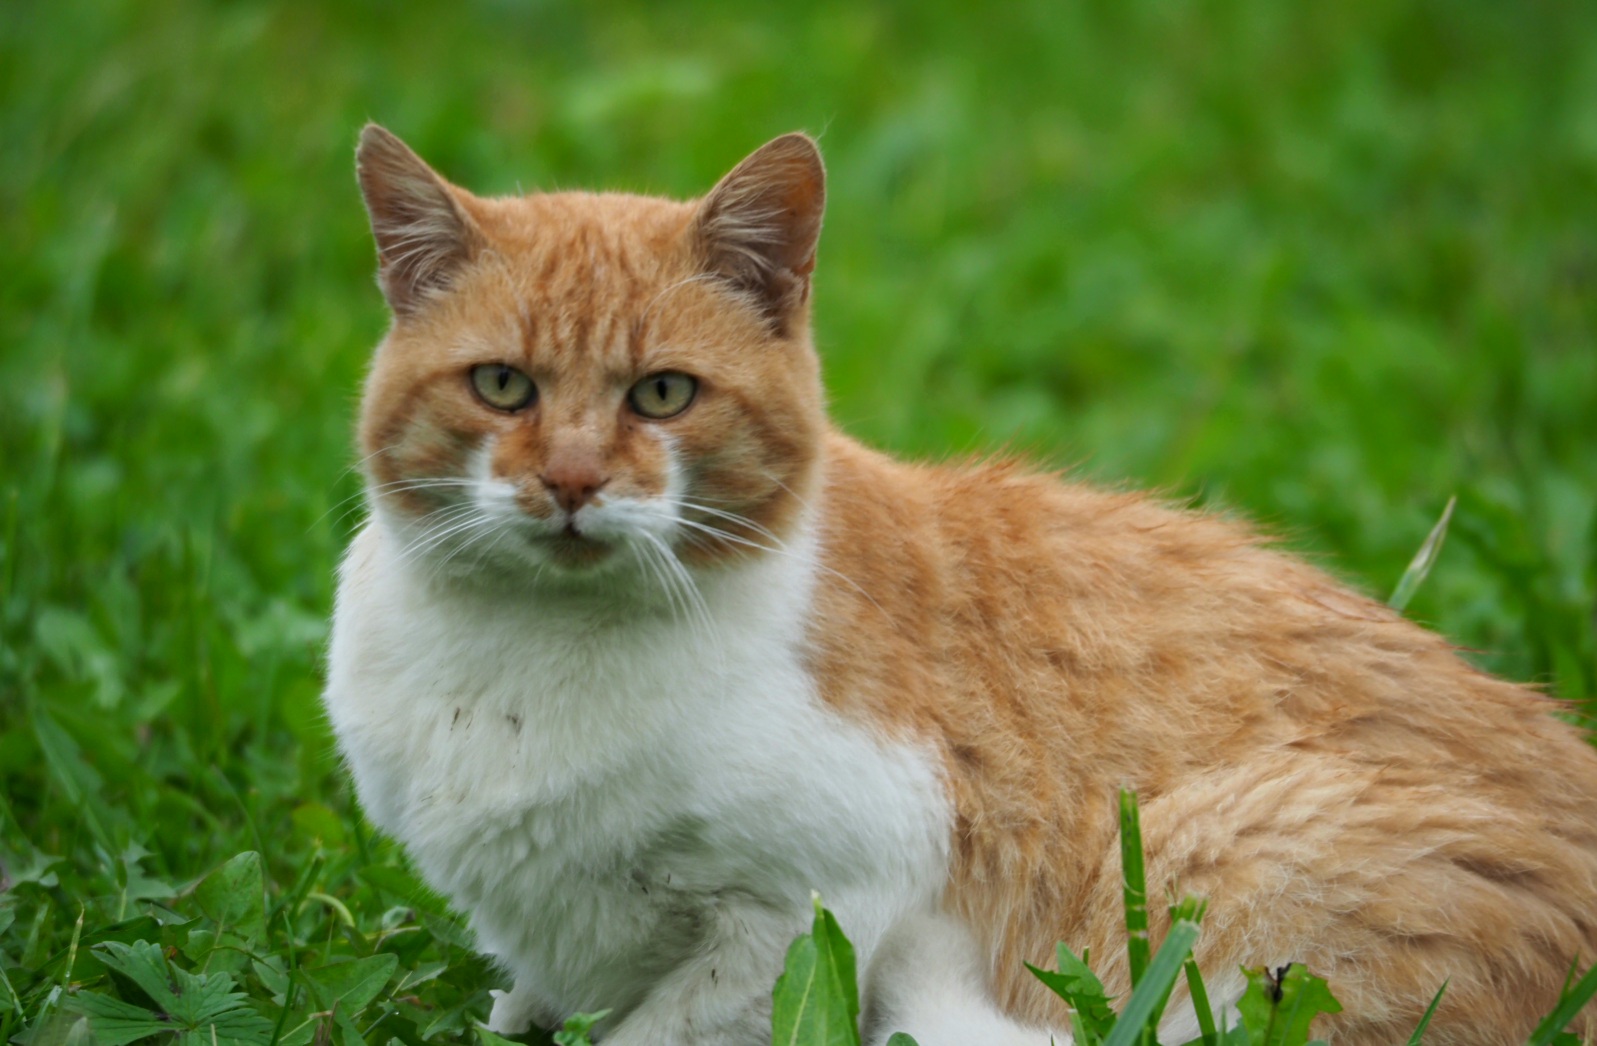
left=323, top=126, right=1597, bottom=1045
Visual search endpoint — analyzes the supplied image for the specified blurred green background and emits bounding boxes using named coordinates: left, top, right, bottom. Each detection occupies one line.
left=1, top=0, right=1595, bottom=1018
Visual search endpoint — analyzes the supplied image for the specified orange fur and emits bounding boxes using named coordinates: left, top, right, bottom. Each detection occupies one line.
left=352, top=125, right=1597, bottom=1043
left=809, top=439, right=1597, bottom=1043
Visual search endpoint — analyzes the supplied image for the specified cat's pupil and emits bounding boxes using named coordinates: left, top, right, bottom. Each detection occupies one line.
left=655, top=378, right=668, bottom=400
left=496, top=367, right=510, bottom=391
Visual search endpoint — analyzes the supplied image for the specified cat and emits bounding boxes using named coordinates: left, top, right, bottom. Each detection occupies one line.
left=322, top=124, right=1597, bottom=1046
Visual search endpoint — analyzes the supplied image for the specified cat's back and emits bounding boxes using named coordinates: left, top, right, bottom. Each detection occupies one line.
left=807, top=429, right=1597, bottom=1041
left=811, top=428, right=1592, bottom=775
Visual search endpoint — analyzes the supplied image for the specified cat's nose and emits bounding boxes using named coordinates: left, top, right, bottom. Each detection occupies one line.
left=540, top=465, right=608, bottom=514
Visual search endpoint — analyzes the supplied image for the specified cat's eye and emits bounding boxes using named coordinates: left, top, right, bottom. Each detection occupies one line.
left=628, top=372, right=697, bottom=420
left=470, top=364, right=537, bottom=412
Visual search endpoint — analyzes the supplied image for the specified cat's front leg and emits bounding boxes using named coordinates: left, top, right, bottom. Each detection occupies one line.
left=600, top=899, right=804, bottom=1046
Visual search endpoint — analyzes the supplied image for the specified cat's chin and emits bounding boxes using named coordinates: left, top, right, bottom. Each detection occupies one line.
left=529, top=531, right=618, bottom=570
left=468, top=526, right=627, bottom=581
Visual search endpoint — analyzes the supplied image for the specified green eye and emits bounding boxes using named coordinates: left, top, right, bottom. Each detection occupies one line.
left=470, top=364, right=536, bottom=412
left=628, top=372, right=697, bottom=419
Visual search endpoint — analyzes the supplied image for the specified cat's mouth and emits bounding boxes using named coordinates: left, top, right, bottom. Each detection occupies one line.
left=532, top=526, right=615, bottom=569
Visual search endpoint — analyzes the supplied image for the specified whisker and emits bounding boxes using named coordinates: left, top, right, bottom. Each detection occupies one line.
left=641, top=532, right=720, bottom=654
left=638, top=537, right=705, bottom=647
left=640, top=534, right=698, bottom=632
left=309, top=477, right=480, bottom=534
left=631, top=538, right=678, bottom=617
left=675, top=499, right=789, bottom=548
left=673, top=516, right=891, bottom=623
left=427, top=517, right=501, bottom=581
left=397, top=504, right=488, bottom=561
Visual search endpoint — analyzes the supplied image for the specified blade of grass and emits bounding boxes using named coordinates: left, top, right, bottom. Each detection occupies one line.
left=1526, top=962, right=1597, bottom=1046
left=1163, top=896, right=1212, bottom=1044
left=1182, top=957, right=1218, bottom=1046
left=1171, top=900, right=1215, bottom=1046
left=1403, top=981, right=1447, bottom=1045
left=1102, top=920, right=1201, bottom=1046
left=1389, top=495, right=1456, bottom=611
left=1119, top=789, right=1150, bottom=989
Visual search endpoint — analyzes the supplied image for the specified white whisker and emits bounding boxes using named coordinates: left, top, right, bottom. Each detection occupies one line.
left=673, top=515, right=890, bottom=623
left=312, top=476, right=481, bottom=533
left=632, top=538, right=681, bottom=619
left=426, top=516, right=501, bottom=581
left=397, top=503, right=489, bottom=561
left=641, top=531, right=721, bottom=656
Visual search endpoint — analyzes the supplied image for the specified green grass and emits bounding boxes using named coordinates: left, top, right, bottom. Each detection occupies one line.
left=1, top=0, right=1595, bottom=1042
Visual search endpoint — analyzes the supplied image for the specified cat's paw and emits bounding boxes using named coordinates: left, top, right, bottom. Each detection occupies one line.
left=487, top=986, right=543, bottom=1036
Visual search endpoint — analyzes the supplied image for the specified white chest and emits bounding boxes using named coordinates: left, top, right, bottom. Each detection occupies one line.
left=322, top=523, right=950, bottom=1016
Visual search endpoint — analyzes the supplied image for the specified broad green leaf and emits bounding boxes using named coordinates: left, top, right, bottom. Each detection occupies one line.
left=417, top=994, right=486, bottom=1039
left=770, top=897, right=861, bottom=1046
left=94, top=940, right=182, bottom=1013
left=1234, top=964, right=1341, bottom=1046
left=270, top=1011, right=320, bottom=1046
left=165, top=975, right=273, bottom=1046
left=359, top=866, right=446, bottom=914
left=80, top=941, right=273, bottom=1046
left=250, top=957, right=290, bottom=1005
left=552, top=1010, right=611, bottom=1046
left=1, top=848, right=62, bottom=889
left=420, top=909, right=476, bottom=951
left=817, top=906, right=861, bottom=1032
left=181, top=928, right=255, bottom=975
left=393, top=961, right=450, bottom=994
left=194, top=852, right=266, bottom=943
left=300, top=952, right=399, bottom=1015
left=64, top=991, right=171, bottom=1046
left=28, top=917, right=164, bottom=988
left=1027, top=944, right=1117, bottom=1040
left=884, top=1035, right=920, bottom=1046
left=476, top=1025, right=522, bottom=1046
left=113, top=845, right=178, bottom=911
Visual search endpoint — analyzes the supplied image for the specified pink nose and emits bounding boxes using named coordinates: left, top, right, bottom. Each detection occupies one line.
left=540, top=465, right=607, bottom=514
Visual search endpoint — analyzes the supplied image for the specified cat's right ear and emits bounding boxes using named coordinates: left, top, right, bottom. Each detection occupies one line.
left=694, top=133, right=826, bottom=335
left=355, top=124, right=481, bottom=316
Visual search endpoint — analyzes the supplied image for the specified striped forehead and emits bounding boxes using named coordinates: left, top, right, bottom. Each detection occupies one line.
left=487, top=196, right=690, bottom=372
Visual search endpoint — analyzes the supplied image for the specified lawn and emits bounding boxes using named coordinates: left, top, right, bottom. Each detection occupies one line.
left=1, top=0, right=1594, bottom=1042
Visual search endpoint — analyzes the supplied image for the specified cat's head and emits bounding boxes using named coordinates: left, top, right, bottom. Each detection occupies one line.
left=352, top=126, right=827, bottom=592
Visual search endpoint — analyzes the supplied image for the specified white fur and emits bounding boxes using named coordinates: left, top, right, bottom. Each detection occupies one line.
left=323, top=450, right=1041, bottom=1043
left=864, top=914, right=1067, bottom=1046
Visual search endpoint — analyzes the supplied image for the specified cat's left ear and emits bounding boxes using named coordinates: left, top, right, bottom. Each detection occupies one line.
left=694, top=133, right=825, bottom=333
